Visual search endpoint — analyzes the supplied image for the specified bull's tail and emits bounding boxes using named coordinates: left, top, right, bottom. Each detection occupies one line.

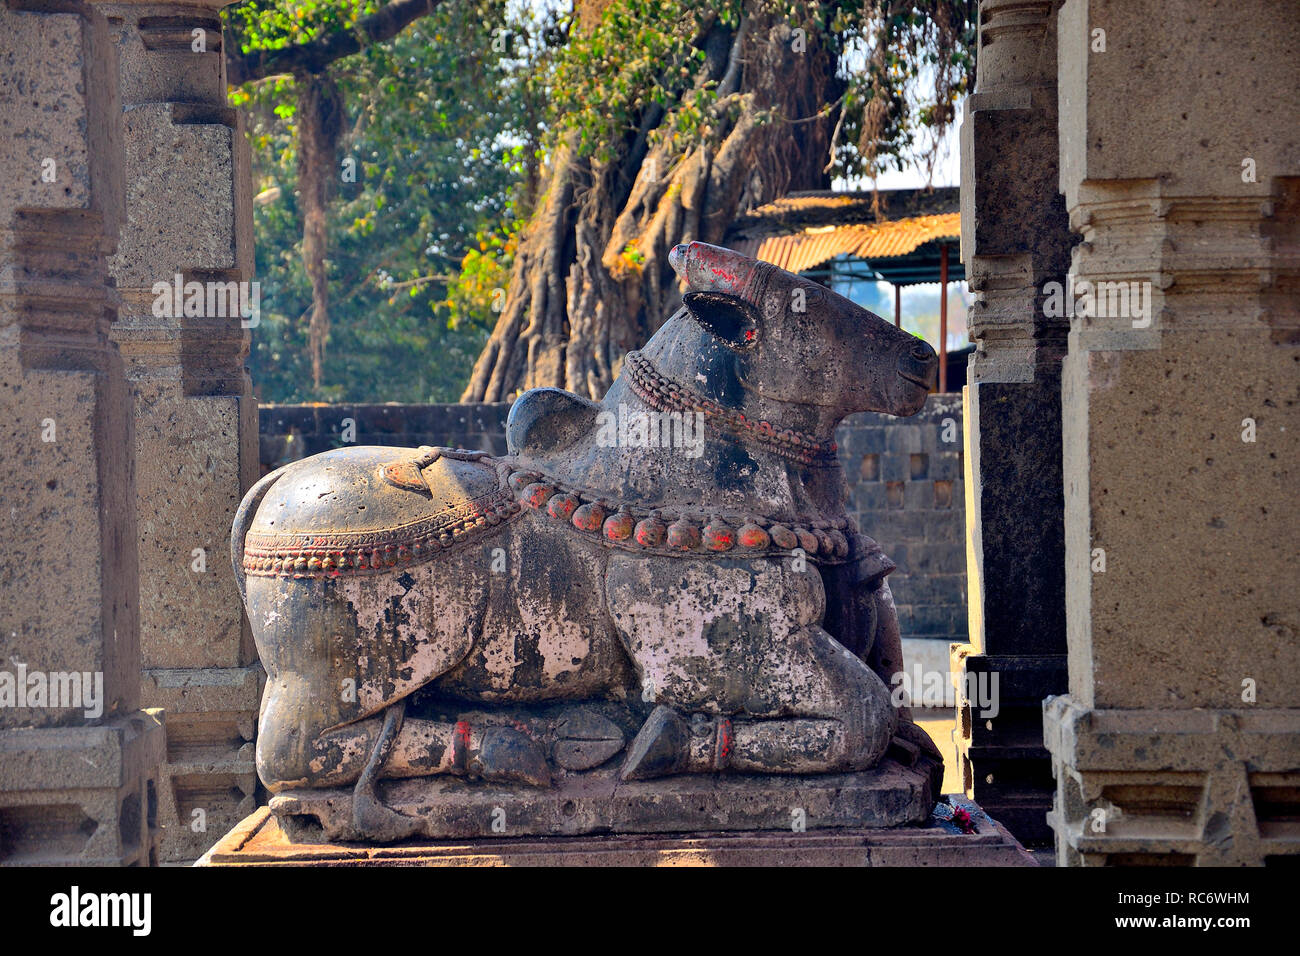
left=231, top=467, right=286, bottom=603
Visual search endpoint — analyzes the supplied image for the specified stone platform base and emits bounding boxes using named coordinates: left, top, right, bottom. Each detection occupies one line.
left=267, top=757, right=934, bottom=843
left=143, top=665, right=263, bottom=864
left=0, top=710, right=166, bottom=865
left=1043, top=696, right=1300, bottom=866
left=199, top=800, right=1035, bottom=866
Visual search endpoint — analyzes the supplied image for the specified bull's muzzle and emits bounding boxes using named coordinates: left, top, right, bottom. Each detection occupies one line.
left=897, top=340, right=939, bottom=390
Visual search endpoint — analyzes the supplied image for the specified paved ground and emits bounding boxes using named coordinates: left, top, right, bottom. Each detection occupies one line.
left=915, top=712, right=962, bottom=795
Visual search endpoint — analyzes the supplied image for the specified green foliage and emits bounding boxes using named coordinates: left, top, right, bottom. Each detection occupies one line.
left=443, top=224, right=519, bottom=334
left=227, top=0, right=383, bottom=65
left=535, top=0, right=974, bottom=178
left=545, top=0, right=743, bottom=163
left=225, top=0, right=536, bottom=402
left=832, top=1, right=977, bottom=176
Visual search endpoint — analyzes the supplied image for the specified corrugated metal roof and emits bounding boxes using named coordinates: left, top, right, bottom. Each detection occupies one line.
left=731, top=212, right=960, bottom=275
left=727, top=188, right=959, bottom=238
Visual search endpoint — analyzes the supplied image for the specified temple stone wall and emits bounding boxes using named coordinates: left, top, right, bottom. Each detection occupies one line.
left=89, top=0, right=261, bottom=864
left=953, top=0, right=1075, bottom=846
left=259, top=396, right=970, bottom=661
left=1044, top=0, right=1299, bottom=865
left=0, top=0, right=164, bottom=865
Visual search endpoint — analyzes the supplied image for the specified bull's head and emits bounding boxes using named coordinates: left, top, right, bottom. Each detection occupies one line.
left=669, top=241, right=937, bottom=418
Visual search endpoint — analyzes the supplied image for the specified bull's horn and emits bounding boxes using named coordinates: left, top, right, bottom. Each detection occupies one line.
left=669, top=241, right=768, bottom=303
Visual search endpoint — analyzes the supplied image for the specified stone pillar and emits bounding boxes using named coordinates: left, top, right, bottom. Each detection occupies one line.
left=1046, top=0, right=1300, bottom=865
left=91, top=0, right=262, bottom=862
left=952, top=0, right=1075, bottom=845
left=0, top=0, right=165, bottom=866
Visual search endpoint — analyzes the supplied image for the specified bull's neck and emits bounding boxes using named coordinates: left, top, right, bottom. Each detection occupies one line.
left=598, top=385, right=849, bottom=520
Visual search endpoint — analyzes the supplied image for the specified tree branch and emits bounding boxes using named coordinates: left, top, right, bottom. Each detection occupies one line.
left=226, top=0, right=442, bottom=86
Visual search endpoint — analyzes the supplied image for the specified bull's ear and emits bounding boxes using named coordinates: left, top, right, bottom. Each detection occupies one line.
left=683, top=291, right=761, bottom=350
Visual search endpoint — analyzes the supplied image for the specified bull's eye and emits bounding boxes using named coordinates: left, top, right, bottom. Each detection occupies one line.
left=683, top=291, right=761, bottom=350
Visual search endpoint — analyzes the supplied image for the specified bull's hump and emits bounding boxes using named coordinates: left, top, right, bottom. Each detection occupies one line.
left=251, top=446, right=503, bottom=536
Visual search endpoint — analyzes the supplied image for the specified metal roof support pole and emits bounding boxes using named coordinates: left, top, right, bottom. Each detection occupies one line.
left=893, top=283, right=901, bottom=329
left=939, top=243, right=949, bottom=391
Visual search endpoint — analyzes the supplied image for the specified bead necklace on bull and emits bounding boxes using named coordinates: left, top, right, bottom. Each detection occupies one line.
left=241, top=444, right=887, bottom=579
left=242, top=392, right=885, bottom=582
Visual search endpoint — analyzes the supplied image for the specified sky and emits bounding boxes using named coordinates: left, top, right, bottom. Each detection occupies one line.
left=836, top=117, right=962, bottom=192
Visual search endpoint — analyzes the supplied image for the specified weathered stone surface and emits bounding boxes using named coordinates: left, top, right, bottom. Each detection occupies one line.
left=257, top=398, right=971, bottom=656
left=1045, top=0, right=1300, bottom=865
left=960, top=1, right=1076, bottom=383
left=236, top=242, right=945, bottom=842
left=202, top=798, right=1035, bottom=866
left=97, top=2, right=226, bottom=108
left=953, top=0, right=1074, bottom=846
left=1044, top=696, right=1300, bottom=866
left=1063, top=335, right=1300, bottom=709
left=0, top=711, right=165, bottom=865
left=0, top=0, right=167, bottom=868
left=106, top=104, right=241, bottom=285
left=89, top=0, right=259, bottom=863
left=131, top=390, right=254, bottom=670
left=0, top=2, right=122, bottom=218
left=141, top=665, right=261, bottom=859
left=270, top=758, right=934, bottom=843
left=0, top=1, right=140, bottom=731
left=552, top=708, right=626, bottom=770
left=1057, top=0, right=1300, bottom=208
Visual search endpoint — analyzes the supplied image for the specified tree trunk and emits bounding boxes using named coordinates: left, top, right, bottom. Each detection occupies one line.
left=462, top=12, right=843, bottom=402
left=296, top=72, right=344, bottom=389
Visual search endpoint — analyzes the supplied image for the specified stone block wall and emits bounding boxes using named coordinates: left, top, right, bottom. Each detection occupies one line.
left=260, top=402, right=515, bottom=471
left=838, top=395, right=968, bottom=649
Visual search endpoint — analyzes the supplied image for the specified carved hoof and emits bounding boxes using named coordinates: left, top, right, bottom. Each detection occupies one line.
left=553, top=708, right=625, bottom=771
left=619, top=705, right=690, bottom=781
left=472, top=727, right=552, bottom=787
left=352, top=787, right=421, bottom=843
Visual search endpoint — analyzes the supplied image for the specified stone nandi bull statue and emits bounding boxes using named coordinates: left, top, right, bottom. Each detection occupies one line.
left=233, top=241, right=941, bottom=842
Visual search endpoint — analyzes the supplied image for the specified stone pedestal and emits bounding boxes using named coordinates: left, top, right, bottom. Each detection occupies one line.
left=271, top=759, right=936, bottom=844
left=91, top=0, right=262, bottom=863
left=200, top=800, right=1036, bottom=867
left=0, top=0, right=164, bottom=865
left=953, top=0, right=1075, bottom=845
left=1045, top=0, right=1300, bottom=865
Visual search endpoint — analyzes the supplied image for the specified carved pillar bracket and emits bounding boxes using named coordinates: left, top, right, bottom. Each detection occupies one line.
left=961, top=0, right=1076, bottom=384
